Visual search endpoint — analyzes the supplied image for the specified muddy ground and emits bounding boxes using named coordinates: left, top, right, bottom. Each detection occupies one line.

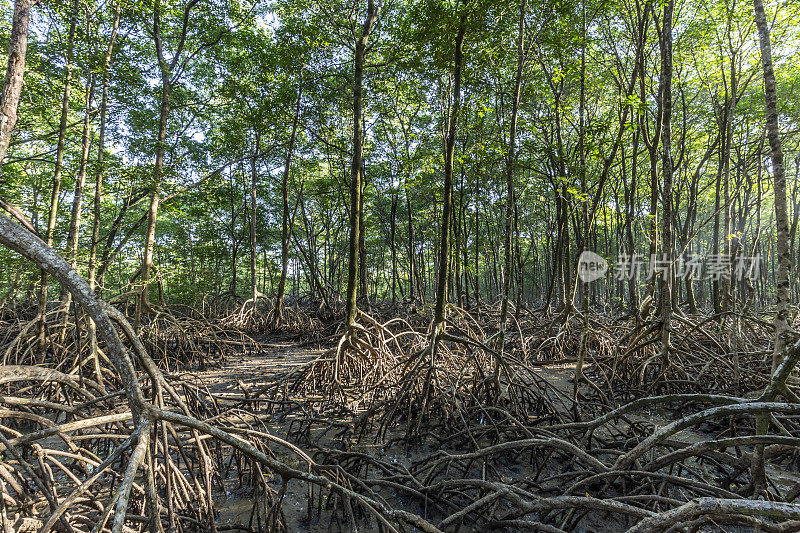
left=189, top=336, right=798, bottom=533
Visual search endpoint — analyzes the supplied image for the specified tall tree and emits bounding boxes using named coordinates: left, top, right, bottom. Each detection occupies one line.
left=497, top=0, right=526, bottom=374
left=0, top=0, right=36, bottom=235
left=432, top=5, right=467, bottom=340
left=249, top=132, right=260, bottom=303
left=345, top=0, right=380, bottom=330
left=659, top=0, right=675, bottom=368
left=274, top=90, right=302, bottom=326
left=38, top=0, right=79, bottom=353
left=753, top=0, right=791, bottom=373
left=87, top=0, right=122, bottom=390
left=135, top=0, right=219, bottom=330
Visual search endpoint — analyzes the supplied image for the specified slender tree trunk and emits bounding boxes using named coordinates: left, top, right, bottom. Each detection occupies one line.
left=0, top=0, right=35, bottom=307
left=627, top=126, right=639, bottom=311
left=682, top=138, right=718, bottom=315
left=358, top=166, right=368, bottom=303
left=65, top=79, right=95, bottom=275
left=38, top=2, right=78, bottom=354
left=228, top=171, right=239, bottom=296
left=789, top=162, right=799, bottom=302
left=461, top=181, right=471, bottom=308
left=626, top=0, right=647, bottom=313
left=719, top=53, right=738, bottom=318
left=136, top=71, right=170, bottom=332
left=560, top=185, right=571, bottom=311
left=542, top=180, right=560, bottom=311
left=433, top=8, right=467, bottom=335
left=275, top=92, right=301, bottom=325
left=249, top=132, right=260, bottom=303
left=514, top=201, right=524, bottom=318
left=406, top=186, right=415, bottom=301
left=294, top=195, right=331, bottom=310
left=641, top=3, right=662, bottom=305
left=712, top=160, right=722, bottom=313
left=136, top=0, right=202, bottom=331
left=345, top=0, right=379, bottom=329
left=754, top=0, right=791, bottom=373
left=87, top=0, right=120, bottom=390
left=390, top=188, right=398, bottom=302
left=659, top=0, right=674, bottom=368
left=454, top=163, right=464, bottom=308
left=497, top=0, right=526, bottom=373
left=58, top=76, right=96, bottom=339
left=473, top=170, right=480, bottom=305
left=752, top=0, right=792, bottom=487
left=574, top=0, right=589, bottom=410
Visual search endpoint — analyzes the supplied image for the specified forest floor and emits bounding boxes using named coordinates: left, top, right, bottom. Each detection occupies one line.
left=192, top=332, right=800, bottom=533
left=197, top=340, right=321, bottom=532
left=203, top=339, right=594, bottom=532
left=3, top=302, right=799, bottom=532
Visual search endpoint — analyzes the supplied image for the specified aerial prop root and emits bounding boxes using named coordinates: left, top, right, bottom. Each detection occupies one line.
left=286, top=309, right=424, bottom=402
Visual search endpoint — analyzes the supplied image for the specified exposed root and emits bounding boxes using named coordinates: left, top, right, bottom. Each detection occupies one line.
left=0, top=216, right=442, bottom=533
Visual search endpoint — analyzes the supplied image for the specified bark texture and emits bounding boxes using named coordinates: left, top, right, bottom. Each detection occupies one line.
left=345, top=0, right=379, bottom=328
left=753, top=0, right=791, bottom=373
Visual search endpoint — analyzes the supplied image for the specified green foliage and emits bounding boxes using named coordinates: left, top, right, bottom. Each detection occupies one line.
left=2, top=0, right=798, bottom=309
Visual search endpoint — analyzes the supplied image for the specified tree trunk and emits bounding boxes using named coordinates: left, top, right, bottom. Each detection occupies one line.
left=454, top=163, right=464, bottom=308
left=406, top=186, right=415, bottom=302
left=753, top=0, right=791, bottom=373
left=249, top=132, right=260, bottom=303
left=560, top=185, right=571, bottom=311
left=497, top=0, right=526, bottom=367
left=58, top=75, right=96, bottom=339
left=721, top=62, right=735, bottom=317
left=358, top=165, right=368, bottom=303
left=345, top=0, right=379, bottom=329
left=136, top=71, right=170, bottom=331
left=38, top=1, right=78, bottom=354
left=574, top=0, right=588, bottom=408
left=627, top=125, right=639, bottom=311
left=390, top=188, right=398, bottom=302
left=136, top=0, right=202, bottom=330
left=275, top=91, right=301, bottom=325
left=65, top=79, right=95, bottom=277
left=87, top=0, right=120, bottom=389
left=0, top=0, right=33, bottom=165
left=659, top=0, right=674, bottom=368
left=433, top=8, right=467, bottom=333
left=473, top=168, right=480, bottom=305
left=228, top=170, right=239, bottom=296
left=641, top=2, right=662, bottom=305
